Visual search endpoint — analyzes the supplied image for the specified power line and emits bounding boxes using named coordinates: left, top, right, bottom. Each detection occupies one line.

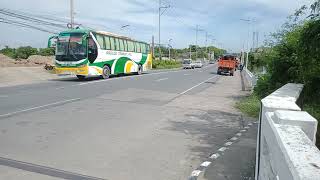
left=0, top=19, right=59, bottom=34
left=0, top=9, right=66, bottom=29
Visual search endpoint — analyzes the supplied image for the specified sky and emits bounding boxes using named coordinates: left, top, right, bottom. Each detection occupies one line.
left=0, top=0, right=315, bottom=52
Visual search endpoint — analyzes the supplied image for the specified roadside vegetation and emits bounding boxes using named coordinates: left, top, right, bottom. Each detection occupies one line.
left=235, top=94, right=260, bottom=118
left=0, top=46, right=54, bottom=59
left=152, top=59, right=181, bottom=69
left=154, top=46, right=226, bottom=60
left=237, top=0, right=320, bottom=147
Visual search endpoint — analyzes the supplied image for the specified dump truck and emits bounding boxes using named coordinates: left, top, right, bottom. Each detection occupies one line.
left=217, top=55, right=237, bottom=76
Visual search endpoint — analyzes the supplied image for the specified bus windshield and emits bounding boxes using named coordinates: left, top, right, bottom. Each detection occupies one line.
left=56, top=33, right=87, bottom=61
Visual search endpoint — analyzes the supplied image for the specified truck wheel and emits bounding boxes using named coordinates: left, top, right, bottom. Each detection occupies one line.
left=102, top=65, right=111, bottom=79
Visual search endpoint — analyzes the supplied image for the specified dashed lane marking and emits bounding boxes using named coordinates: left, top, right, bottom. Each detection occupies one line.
left=240, top=129, right=247, bottom=132
left=224, top=142, right=233, bottom=146
left=191, top=170, right=202, bottom=177
left=200, top=161, right=211, bottom=167
left=155, top=78, right=168, bottom=82
left=209, top=153, right=220, bottom=159
left=218, top=147, right=227, bottom=152
left=230, top=137, right=238, bottom=141
left=236, top=133, right=242, bottom=136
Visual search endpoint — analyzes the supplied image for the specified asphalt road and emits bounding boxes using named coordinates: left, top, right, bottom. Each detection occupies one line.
left=0, top=64, right=256, bottom=180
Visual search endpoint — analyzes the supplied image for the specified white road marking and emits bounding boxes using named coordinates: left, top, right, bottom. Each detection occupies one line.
left=236, top=133, right=242, bottom=136
left=209, top=153, right=220, bottom=159
left=230, top=137, right=238, bottom=141
left=155, top=78, right=168, bottom=82
left=218, top=147, right=227, bottom=152
left=240, top=129, right=247, bottom=132
left=55, top=87, right=65, bottom=90
left=248, top=123, right=253, bottom=126
left=244, top=126, right=250, bottom=129
left=224, top=142, right=233, bottom=146
left=200, top=161, right=211, bottom=167
left=77, top=69, right=185, bottom=86
left=178, top=76, right=218, bottom=95
left=0, top=98, right=80, bottom=118
left=191, top=170, right=202, bottom=177
left=0, top=95, right=8, bottom=98
left=184, top=74, right=190, bottom=76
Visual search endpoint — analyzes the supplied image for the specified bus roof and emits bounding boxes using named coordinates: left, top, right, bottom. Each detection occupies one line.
left=59, top=28, right=148, bottom=44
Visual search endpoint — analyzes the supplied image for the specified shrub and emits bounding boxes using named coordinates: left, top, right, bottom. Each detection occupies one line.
left=15, top=46, right=38, bottom=59
left=152, top=60, right=181, bottom=69
left=0, top=46, right=16, bottom=59
left=39, top=48, right=55, bottom=56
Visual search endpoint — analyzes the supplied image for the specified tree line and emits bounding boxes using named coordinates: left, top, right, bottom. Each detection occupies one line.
left=0, top=46, right=55, bottom=59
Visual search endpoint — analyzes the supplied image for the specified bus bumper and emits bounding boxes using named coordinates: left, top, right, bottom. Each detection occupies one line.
left=55, top=66, right=89, bottom=76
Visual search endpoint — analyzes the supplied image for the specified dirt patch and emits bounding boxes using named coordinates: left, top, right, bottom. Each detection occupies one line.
left=0, top=54, right=54, bottom=68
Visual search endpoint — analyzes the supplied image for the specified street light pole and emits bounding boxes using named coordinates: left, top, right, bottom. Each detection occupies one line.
left=158, top=0, right=170, bottom=61
left=70, top=0, right=74, bottom=29
left=195, top=25, right=204, bottom=60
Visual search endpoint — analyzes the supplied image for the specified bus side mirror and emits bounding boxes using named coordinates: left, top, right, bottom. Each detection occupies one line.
left=48, top=36, right=58, bottom=48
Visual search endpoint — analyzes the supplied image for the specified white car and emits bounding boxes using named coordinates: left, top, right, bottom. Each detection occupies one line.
left=182, top=59, right=195, bottom=69
left=194, top=61, right=203, bottom=68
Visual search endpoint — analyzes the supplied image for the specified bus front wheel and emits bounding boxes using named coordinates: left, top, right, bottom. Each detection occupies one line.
left=102, top=65, right=111, bottom=79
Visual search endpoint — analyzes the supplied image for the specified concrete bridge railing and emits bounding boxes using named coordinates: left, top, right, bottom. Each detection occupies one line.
left=242, top=68, right=257, bottom=90
left=256, top=83, right=320, bottom=180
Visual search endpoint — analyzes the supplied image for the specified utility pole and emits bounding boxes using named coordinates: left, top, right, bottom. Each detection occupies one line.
left=168, top=39, right=172, bottom=61
left=195, top=25, right=204, bottom=60
left=189, top=45, right=192, bottom=59
left=152, top=36, right=155, bottom=60
left=158, top=0, right=170, bottom=60
left=70, top=0, right=74, bottom=29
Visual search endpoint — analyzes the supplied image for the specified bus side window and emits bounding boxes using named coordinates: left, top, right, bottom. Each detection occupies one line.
left=141, top=43, right=146, bottom=53
left=136, top=43, right=141, bottom=53
left=123, top=40, right=128, bottom=51
left=115, top=38, right=120, bottom=51
left=128, top=41, right=134, bottom=52
left=119, top=39, right=124, bottom=51
left=88, top=38, right=98, bottom=63
left=105, top=36, right=111, bottom=50
left=146, top=44, right=150, bottom=53
left=96, top=34, right=105, bottom=49
left=110, top=37, right=115, bottom=50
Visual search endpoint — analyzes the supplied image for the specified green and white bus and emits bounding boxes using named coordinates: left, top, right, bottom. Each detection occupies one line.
left=48, top=29, right=152, bottom=80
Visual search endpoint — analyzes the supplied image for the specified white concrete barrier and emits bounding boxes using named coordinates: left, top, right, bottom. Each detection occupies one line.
left=256, top=83, right=320, bottom=180
left=243, top=68, right=257, bottom=89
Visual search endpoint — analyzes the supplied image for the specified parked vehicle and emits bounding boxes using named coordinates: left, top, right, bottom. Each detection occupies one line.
left=217, top=55, right=237, bottom=76
left=182, top=59, right=195, bottom=69
left=194, top=61, right=203, bottom=68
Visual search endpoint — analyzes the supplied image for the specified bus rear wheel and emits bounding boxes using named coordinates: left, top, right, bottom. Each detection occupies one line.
left=136, top=65, right=142, bottom=75
left=102, top=65, right=111, bottom=79
left=77, top=75, right=86, bottom=80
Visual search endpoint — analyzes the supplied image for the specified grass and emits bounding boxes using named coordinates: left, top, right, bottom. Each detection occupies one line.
left=235, top=94, right=260, bottom=118
left=152, top=60, right=181, bottom=69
